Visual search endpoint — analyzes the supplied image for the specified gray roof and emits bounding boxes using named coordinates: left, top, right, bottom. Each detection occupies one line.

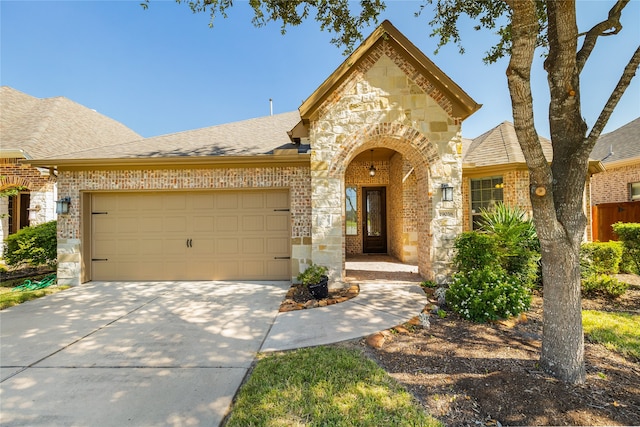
left=48, top=111, right=304, bottom=160
left=0, top=86, right=142, bottom=159
left=463, top=121, right=553, bottom=167
left=590, top=117, right=640, bottom=163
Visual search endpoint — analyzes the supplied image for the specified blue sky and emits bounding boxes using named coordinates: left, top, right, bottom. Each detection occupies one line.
left=1, top=0, right=638, bottom=140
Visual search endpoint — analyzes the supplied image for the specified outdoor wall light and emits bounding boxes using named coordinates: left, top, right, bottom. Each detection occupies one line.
left=441, top=183, right=454, bottom=202
left=56, top=197, right=71, bottom=215
left=369, top=149, right=377, bottom=177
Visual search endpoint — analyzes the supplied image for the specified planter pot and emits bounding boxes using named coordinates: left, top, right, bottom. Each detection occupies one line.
left=308, top=275, right=329, bottom=299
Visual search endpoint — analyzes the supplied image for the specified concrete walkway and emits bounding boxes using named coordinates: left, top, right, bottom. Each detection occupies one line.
left=262, top=282, right=428, bottom=352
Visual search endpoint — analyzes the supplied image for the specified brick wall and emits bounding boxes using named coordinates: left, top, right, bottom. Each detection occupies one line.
left=590, top=163, right=640, bottom=205
left=0, top=158, right=57, bottom=243
left=56, top=166, right=311, bottom=284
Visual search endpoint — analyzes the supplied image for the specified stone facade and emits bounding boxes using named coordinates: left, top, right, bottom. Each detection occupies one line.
left=55, top=166, right=312, bottom=285
left=308, top=41, right=464, bottom=284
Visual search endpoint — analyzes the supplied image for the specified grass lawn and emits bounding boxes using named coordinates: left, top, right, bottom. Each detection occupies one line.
left=583, top=310, right=640, bottom=361
left=226, top=346, right=441, bottom=427
left=0, top=274, right=69, bottom=310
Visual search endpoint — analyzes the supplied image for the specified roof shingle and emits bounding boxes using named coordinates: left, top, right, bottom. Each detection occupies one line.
left=1, top=86, right=142, bottom=159
left=590, top=117, right=640, bottom=163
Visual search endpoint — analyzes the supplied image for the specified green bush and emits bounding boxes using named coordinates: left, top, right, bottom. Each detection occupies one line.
left=612, top=222, right=640, bottom=274
left=581, top=274, right=628, bottom=299
left=446, top=266, right=532, bottom=322
left=453, top=232, right=501, bottom=272
left=478, top=203, right=540, bottom=287
left=3, top=221, right=57, bottom=267
left=580, top=241, right=623, bottom=276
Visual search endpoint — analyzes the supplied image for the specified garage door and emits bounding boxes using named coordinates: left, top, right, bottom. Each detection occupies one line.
left=91, top=190, right=290, bottom=281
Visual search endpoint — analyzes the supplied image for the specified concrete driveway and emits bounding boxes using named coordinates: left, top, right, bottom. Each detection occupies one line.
left=0, top=280, right=290, bottom=426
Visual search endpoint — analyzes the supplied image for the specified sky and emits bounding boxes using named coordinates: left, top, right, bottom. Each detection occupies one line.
left=1, top=0, right=639, bottom=140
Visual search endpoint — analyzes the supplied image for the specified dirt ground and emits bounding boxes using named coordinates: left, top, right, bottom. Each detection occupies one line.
left=337, top=273, right=640, bottom=427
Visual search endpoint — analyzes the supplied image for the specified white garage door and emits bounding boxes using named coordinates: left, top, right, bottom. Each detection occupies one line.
left=91, top=190, right=290, bottom=281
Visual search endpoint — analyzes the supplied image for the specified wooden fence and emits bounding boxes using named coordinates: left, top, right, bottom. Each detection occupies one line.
left=591, top=201, right=640, bottom=242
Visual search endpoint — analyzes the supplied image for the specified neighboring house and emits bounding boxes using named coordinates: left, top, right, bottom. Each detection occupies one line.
left=0, top=86, right=142, bottom=247
left=26, top=21, right=482, bottom=286
left=461, top=121, right=603, bottom=239
left=590, top=117, right=640, bottom=241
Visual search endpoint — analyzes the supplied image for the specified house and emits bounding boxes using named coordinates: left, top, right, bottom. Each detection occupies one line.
left=25, top=20, right=481, bottom=286
left=0, top=87, right=142, bottom=247
left=461, top=121, right=604, bottom=239
left=590, top=117, right=640, bottom=241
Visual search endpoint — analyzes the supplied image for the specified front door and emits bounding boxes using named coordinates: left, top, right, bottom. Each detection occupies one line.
left=362, top=187, right=387, bottom=253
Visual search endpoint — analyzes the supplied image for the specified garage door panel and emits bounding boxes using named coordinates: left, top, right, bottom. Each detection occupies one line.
left=165, top=217, right=187, bottom=232
left=193, top=216, right=214, bottom=233
left=93, top=194, right=118, bottom=211
left=140, top=240, right=163, bottom=255
left=140, top=217, right=163, bottom=233
left=117, top=240, right=139, bottom=255
left=242, top=193, right=264, bottom=209
left=216, top=216, right=238, bottom=232
left=216, top=261, right=240, bottom=279
left=191, top=239, right=214, bottom=255
left=216, top=238, right=239, bottom=254
left=191, top=193, right=214, bottom=210
left=242, top=238, right=264, bottom=254
left=164, top=194, right=187, bottom=210
left=91, top=190, right=290, bottom=281
left=266, top=215, right=288, bottom=232
left=267, top=237, right=289, bottom=254
left=242, top=216, right=264, bottom=232
left=217, top=193, right=238, bottom=209
left=267, top=260, right=289, bottom=278
left=266, top=192, right=288, bottom=208
left=93, top=216, right=115, bottom=233
left=163, top=239, right=188, bottom=255
left=118, top=217, right=139, bottom=233
left=241, top=260, right=264, bottom=277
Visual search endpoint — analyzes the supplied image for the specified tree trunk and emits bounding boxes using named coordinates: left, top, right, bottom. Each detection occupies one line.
left=539, top=235, right=586, bottom=383
left=507, top=0, right=587, bottom=384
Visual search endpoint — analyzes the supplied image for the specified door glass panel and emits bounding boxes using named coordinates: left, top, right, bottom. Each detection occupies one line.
left=346, top=186, right=357, bottom=235
left=367, top=190, right=382, bottom=237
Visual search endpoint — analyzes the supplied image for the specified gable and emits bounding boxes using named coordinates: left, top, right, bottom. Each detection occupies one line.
left=299, top=20, right=480, bottom=124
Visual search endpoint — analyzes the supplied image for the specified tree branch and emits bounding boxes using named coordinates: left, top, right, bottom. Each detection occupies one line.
left=576, top=0, right=628, bottom=73
left=587, top=44, right=640, bottom=147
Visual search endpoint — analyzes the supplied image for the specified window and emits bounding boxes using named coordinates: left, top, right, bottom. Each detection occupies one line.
left=346, top=186, right=358, bottom=235
left=470, top=176, right=503, bottom=229
left=631, top=182, right=640, bottom=201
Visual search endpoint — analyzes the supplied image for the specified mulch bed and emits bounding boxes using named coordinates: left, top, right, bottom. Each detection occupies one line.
left=342, top=276, right=640, bottom=426
left=292, top=274, right=640, bottom=426
left=279, top=283, right=359, bottom=312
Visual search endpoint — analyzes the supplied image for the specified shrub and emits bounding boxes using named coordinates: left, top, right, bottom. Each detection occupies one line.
left=580, top=241, right=623, bottom=276
left=3, top=221, right=57, bottom=267
left=446, top=266, right=532, bottom=322
left=296, top=264, right=328, bottom=286
left=453, top=232, right=501, bottom=272
left=478, top=203, right=540, bottom=287
left=612, top=222, right=640, bottom=274
left=581, top=274, right=628, bottom=299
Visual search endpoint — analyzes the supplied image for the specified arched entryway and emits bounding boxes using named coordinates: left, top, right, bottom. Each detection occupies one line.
left=320, top=123, right=454, bottom=283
